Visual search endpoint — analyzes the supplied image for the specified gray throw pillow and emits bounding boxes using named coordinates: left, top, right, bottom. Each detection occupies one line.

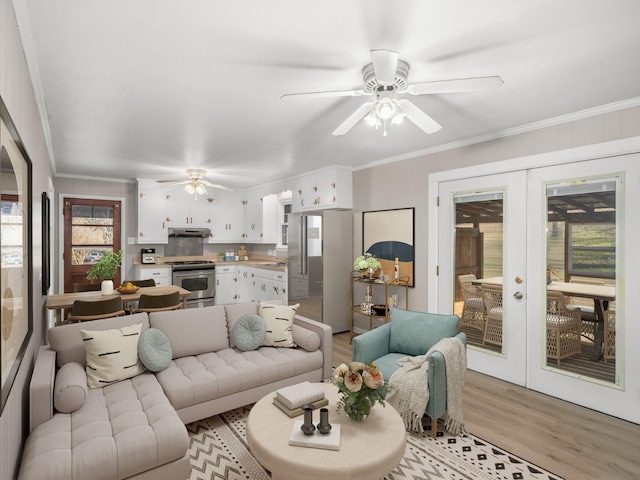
left=232, top=314, right=266, bottom=351
left=138, top=328, right=173, bottom=372
left=54, top=362, right=88, bottom=413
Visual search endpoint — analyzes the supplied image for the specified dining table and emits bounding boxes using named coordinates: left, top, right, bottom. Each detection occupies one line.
left=472, top=277, right=615, bottom=361
left=46, top=285, right=191, bottom=326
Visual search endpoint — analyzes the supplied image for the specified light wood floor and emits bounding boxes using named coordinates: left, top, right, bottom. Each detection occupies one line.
left=332, top=332, right=640, bottom=480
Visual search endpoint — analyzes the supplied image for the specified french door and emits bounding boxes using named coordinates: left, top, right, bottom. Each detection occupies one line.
left=434, top=153, right=639, bottom=423
left=438, top=171, right=528, bottom=386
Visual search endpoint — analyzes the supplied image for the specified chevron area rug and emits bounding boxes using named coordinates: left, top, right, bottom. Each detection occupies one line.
left=188, top=405, right=563, bottom=480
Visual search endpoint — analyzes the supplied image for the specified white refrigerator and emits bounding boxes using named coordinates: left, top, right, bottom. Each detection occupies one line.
left=288, top=210, right=353, bottom=333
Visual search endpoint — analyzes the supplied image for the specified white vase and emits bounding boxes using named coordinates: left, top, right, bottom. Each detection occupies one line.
left=101, top=279, right=114, bottom=295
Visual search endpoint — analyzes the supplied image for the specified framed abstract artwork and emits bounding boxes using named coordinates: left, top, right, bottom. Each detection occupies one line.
left=362, top=207, right=415, bottom=287
left=1, top=96, right=33, bottom=414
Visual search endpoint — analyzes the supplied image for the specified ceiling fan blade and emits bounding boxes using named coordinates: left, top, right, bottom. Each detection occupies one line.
left=156, top=179, right=188, bottom=184
left=200, top=180, right=236, bottom=192
left=407, top=76, right=504, bottom=95
left=157, top=179, right=190, bottom=187
left=370, top=49, right=398, bottom=86
left=332, top=102, right=375, bottom=136
left=281, top=89, right=367, bottom=99
left=398, top=99, right=442, bottom=134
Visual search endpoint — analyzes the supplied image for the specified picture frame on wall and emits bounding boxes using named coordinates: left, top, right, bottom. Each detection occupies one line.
left=42, top=192, right=51, bottom=295
left=362, top=207, right=415, bottom=287
left=1, top=96, right=33, bottom=414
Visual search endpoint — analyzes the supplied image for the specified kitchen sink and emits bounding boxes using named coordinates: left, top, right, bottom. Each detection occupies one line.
left=253, top=261, right=287, bottom=267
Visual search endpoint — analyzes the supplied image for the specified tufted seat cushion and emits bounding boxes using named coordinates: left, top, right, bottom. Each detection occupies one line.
left=155, top=346, right=323, bottom=410
left=18, top=372, right=188, bottom=480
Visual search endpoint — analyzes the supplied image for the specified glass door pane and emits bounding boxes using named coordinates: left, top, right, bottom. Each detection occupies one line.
left=454, top=192, right=504, bottom=353
left=545, top=178, right=617, bottom=384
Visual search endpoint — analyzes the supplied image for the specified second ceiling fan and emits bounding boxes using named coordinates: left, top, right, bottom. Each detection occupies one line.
left=282, top=49, right=503, bottom=136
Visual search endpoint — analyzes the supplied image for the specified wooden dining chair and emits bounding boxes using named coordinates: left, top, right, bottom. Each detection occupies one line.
left=131, top=291, right=182, bottom=313
left=67, top=297, right=126, bottom=323
left=546, top=291, right=582, bottom=365
left=481, top=283, right=503, bottom=347
left=72, top=282, right=102, bottom=293
left=122, top=278, right=156, bottom=287
left=458, top=274, right=485, bottom=333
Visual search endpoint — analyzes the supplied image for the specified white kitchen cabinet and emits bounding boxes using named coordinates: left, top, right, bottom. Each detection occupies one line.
left=136, top=179, right=168, bottom=244
left=215, top=264, right=238, bottom=305
left=134, top=265, right=172, bottom=286
left=290, top=166, right=353, bottom=213
left=242, top=188, right=265, bottom=243
left=261, top=194, right=279, bottom=244
left=250, top=267, right=288, bottom=304
left=166, top=191, right=213, bottom=228
left=209, top=189, right=244, bottom=242
left=236, top=264, right=253, bottom=303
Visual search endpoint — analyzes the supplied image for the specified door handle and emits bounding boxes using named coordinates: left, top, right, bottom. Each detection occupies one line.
left=513, top=291, right=524, bottom=300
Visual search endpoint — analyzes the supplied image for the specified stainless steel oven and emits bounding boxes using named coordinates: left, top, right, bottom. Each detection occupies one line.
left=169, top=261, right=215, bottom=308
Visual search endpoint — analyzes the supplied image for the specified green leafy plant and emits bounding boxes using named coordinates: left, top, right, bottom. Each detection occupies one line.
left=86, top=250, right=123, bottom=281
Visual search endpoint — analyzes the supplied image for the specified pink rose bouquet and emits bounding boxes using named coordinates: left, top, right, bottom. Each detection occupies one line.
left=332, top=361, right=389, bottom=421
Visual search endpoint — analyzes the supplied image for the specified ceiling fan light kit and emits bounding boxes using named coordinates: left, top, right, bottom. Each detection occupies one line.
left=157, top=168, right=236, bottom=195
left=283, top=49, right=502, bottom=137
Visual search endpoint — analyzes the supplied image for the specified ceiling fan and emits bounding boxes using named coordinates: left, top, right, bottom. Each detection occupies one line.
left=281, top=49, right=503, bottom=136
left=157, top=169, right=236, bottom=195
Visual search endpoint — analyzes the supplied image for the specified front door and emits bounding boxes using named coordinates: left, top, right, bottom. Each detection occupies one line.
left=63, top=198, right=122, bottom=292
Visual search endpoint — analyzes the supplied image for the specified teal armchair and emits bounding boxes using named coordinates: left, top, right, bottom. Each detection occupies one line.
left=352, top=308, right=466, bottom=437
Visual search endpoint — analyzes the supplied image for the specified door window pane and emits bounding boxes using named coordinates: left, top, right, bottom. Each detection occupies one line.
left=454, top=192, right=504, bottom=353
left=545, top=178, right=617, bottom=384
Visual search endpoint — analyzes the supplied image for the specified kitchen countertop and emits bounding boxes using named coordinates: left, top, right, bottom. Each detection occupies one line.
left=134, top=258, right=287, bottom=272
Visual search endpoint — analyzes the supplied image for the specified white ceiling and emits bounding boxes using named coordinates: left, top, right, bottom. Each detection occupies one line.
left=15, top=0, right=640, bottom=190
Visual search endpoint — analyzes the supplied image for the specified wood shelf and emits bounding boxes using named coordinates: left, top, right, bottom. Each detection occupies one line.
left=349, top=271, right=409, bottom=343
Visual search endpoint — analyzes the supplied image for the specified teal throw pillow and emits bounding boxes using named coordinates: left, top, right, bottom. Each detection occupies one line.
left=138, top=328, right=173, bottom=372
left=232, top=314, right=266, bottom=351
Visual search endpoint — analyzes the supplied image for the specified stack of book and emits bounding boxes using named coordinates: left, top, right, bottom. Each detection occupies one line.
left=273, top=381, right=327, bottom=417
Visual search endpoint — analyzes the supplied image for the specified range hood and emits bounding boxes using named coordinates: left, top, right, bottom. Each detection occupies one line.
left=168, top=227, right=211, bottom=237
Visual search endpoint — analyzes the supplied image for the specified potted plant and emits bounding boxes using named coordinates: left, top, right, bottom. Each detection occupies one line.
left=86, top=250, right=124, bottom=294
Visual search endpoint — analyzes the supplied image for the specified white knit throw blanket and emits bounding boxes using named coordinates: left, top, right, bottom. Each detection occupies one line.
left=387, top=337, right=468, bottom=436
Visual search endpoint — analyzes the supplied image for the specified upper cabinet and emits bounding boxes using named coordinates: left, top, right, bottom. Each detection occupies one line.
left=207, top=188, right=244, bottom=243
left=136, top=169, right=351, bottom=244
left=166, top=192, right=213, bottom=228
left=136, top=179, right=168, bottom=244
left=289, top=166, right=353, bottom=212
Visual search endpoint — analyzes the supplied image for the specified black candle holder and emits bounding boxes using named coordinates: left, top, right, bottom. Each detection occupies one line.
left=317, top=407, right=332, bottom=434
left=300, top=405, right=316, bottom=435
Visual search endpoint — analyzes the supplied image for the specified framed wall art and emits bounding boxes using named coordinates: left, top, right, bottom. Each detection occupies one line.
left=362, top=207, right=415, bottom=287
left=42, top=192, right=51, bottom=295
left=1, top=96, right=33, bottom=414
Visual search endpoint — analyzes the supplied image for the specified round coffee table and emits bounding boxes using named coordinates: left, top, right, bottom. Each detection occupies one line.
left=247, top=382, right=406, bottom=480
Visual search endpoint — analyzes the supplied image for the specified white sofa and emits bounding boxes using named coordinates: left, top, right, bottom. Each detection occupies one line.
left=18, top=302, right=332, bottom=480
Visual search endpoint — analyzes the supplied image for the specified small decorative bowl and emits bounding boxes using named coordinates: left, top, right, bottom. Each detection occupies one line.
left=116, top=286, right=140, bottom=294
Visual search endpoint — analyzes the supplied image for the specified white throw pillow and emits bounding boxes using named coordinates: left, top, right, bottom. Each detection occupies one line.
left=80, top=322, right=146, bottom=389
left=259, top=303, right=299, bottom=348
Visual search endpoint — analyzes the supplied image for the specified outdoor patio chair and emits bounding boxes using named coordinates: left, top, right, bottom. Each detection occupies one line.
left=546, top=291, right=582, bottom=365
left=604, top=309, right=616, bottom=363
left=481, top=284, right=503, bottom=347
left=458, top=274, right=485, bottom=333
left=566, top=278, right=605, bottom=341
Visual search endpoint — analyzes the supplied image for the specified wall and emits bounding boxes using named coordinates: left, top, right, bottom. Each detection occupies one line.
left=0, top=1, right=54, bottom=478
left=353, top=105, right=640, bottom=313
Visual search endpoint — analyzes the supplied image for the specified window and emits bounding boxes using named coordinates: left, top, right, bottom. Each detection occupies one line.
left=278, top=197, right=292, bottom=248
